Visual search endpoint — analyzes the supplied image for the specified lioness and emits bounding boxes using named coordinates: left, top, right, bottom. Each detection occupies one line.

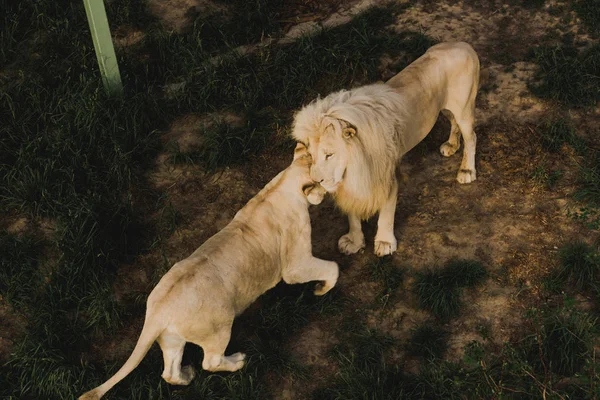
left=292, top=41, right=483, bottom=257
left=78, top=144, right=338, bottom=399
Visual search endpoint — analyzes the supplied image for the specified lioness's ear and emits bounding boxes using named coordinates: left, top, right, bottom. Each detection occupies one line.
left=302, top=183, right=327, bottom=205
left=342, top=126, right=356, bottom=140
left=294, top=142, right=308, bottom=160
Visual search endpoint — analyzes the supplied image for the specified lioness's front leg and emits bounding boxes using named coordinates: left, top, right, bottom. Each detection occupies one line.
left=338, top=213, right=365, bottom=255
left=374, top=180, right=398, bottom=257
left=283, top=257, right=339, bottom=296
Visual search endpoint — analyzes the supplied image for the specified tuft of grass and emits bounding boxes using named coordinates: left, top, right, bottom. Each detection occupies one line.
left=541, top=308, right=597, bottom=376
left=549, top=241, right=600, bottom=292
left=414, top=259, right=487, bottom=319
left=529, top=43, right=600, bottom=108
left=443, top=259, right=487, bottom=288
left=408, top=323, right=449, bottom=361
left=414, top=269, right=462, bottom=319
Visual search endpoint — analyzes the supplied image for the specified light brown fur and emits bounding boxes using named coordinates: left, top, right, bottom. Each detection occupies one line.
left=78, top=144, right=337, bottom=399
left=292, top=41, right=483, bottom=257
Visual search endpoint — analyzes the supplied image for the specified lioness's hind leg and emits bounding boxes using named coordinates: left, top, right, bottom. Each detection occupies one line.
left=440, top=109, right=461, bottom=157
left=158, top=333, right=194, bottom=386
left=196, top=322, right=245, bottom=372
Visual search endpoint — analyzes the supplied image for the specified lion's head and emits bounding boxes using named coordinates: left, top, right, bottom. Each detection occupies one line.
left=297, top=116, right=356, bottom=193
left=291, top=84, right=406, bottom=218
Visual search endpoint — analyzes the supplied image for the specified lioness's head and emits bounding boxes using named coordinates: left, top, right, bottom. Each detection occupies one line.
left=294, top=116, right=355, bottom=193
left=292, top=142, right=327, bottom=205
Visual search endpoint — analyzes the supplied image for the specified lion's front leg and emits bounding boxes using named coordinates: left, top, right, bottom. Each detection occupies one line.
left=374, top=180, right=398, bottom=257
left=338, top=213, right=365, bottom=255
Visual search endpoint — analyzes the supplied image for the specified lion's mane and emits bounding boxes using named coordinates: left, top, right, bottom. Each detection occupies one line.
left=292, top=83, right=408, bottom=219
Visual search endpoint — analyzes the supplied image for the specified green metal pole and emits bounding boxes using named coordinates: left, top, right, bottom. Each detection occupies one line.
left=83, top=0, right=123, bottom=96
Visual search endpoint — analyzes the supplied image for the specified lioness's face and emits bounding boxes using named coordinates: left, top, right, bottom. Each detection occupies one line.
left=305, top=119, right=355, bottom=193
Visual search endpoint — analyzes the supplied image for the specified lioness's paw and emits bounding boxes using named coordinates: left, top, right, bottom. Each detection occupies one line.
left=233, top=360, right=245, bottom=371
left=374, top=239, right=397, bottom=257
left=338, top=234, right=365, bottom=255
left=229, top=352, right=246, bottom=363
left=440, top=141, right=459, bottom=157
left=457, top=169, right=476, bottom=184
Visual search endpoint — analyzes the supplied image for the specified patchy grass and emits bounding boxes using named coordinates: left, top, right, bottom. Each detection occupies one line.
left=408, top=323, right=449, bottom=361
left=414, top=259, right=487, bottom=319
left=365, top=256, right=404, bottom=306
left=0, top=233, right=39, bottom=307
left=537, top=118, right=586, bottom=154
left=530, top=162, right=563, bottom=189
left=572, top=0, right=600, bottom=36
left=529, top=43, right=600, bottom=108
left=541, top=307, right=597, bottom=376
left=546, top=241, right=600, bottom=293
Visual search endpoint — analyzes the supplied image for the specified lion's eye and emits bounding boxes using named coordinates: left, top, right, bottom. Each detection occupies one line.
left=325, top=153, right=334, bottom=160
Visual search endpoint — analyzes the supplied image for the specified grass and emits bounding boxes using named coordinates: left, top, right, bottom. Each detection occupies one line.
left=365, top=256, right=404, bottom=306
left=0, top=232, right=40, bottom=307
left=572, top=0, right=600, bottom=36
left=528, top=43, right=600, bottom=108
left=545, top=241, right=600, bottom=293
left=537, top=118, right=586, bottom=153
left=414, top=259, right=487, bottom=319
left=540, top=307, right=596, bottom=376
left=408, top=323, right=449, bottom=361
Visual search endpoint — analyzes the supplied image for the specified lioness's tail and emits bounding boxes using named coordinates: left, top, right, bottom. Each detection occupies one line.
left=78, top=319, right=163, bottom=400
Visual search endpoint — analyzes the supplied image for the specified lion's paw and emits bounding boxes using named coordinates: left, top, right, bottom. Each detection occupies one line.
left=457, top=169, right=476, bottom=184
left=374, top=239, right=397, bottom=257
left=440, top=141, right=459, bottom=157
left=338, top=234, right=365, bottom=255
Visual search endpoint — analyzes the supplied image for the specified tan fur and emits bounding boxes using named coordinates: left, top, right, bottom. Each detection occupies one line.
left=292, top=42, right=482, bottom=257
left=78, top=144, right=337, bottom=400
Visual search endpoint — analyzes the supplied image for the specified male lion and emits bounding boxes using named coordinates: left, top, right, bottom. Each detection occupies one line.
left=78, top=144, right=338, bottom=400
left=292, top=41, right=483, bottom=257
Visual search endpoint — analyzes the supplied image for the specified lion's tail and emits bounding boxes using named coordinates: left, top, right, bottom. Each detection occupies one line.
left=478, top=68, right=490, bottom=89
left=78, top=318, right=163, bottom=400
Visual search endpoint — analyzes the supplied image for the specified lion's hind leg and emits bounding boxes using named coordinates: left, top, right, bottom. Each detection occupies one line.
left=158, top=332, right=195, bottom=386
left=440, top=109, right=461, bottom=157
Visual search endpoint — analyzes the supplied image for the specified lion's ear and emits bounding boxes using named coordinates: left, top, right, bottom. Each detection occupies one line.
left=342, top=126, right=356, bottom=140
left=294, top=142, right=308, bottom=160
left=303, top=183, right=327, bottom=205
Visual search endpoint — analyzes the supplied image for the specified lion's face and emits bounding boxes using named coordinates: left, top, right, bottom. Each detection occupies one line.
left=305, top=118, right=356, bottom=193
